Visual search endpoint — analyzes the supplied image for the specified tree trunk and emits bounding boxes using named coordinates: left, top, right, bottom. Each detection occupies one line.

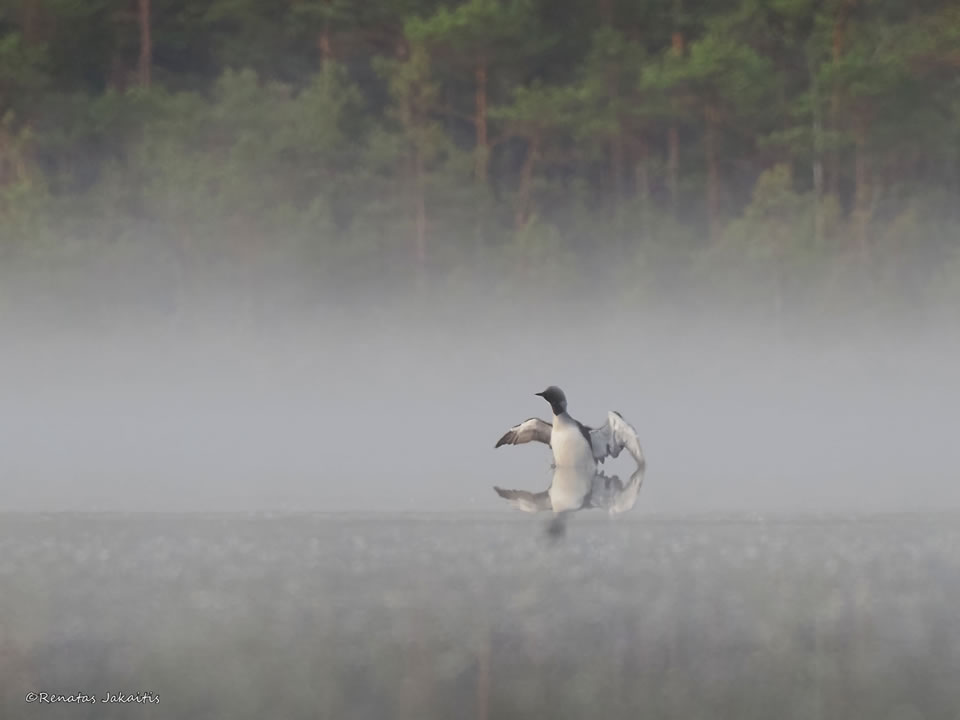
left=671, top=0, right=685, bottom=53
left=611, top=128, right=624, bottom=215
left=668, top=24, right=685, bottom=212
left=704, top=103, right=721, bottom=242
left=598, top=0, right=613, bottom=25
left=318, top=19, right=333, bottom=91
left=396, top=41, right=427, bottom=291
left=474, top=57, right=489, bottom=185
left=810, top=49, right=824, bottom=245
left=602, top=23, right=623, bottom=218
left=829, top=0, right=857, bottom=196
left=108, top=52, right=127, bottom=92
left=671, top=31, right=685, bottom=54
left=137, top=0, right=152, bottom=88
left=831, top=0, right=857, bottom=68
left=635, top=137, right=650, bottom=238
left=21, top=0, right=45, bottom=46
left=635, top=138, right=650, bottom=207
left=852, top=114, right=870, bottom=260
left=667, top=126, right=680, bottom=212
left=0, top=125, right=28, bottom=188
left=515, top=132, right=540, bottom=230
left=414, top=142, right=427, bottom=291
left=318, top=20, right=332, bottom=67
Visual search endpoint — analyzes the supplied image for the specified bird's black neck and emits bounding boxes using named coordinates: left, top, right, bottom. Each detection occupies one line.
left=550, top=401, right=567, bottom=416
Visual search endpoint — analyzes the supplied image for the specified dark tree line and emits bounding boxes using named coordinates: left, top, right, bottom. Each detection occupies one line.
left=1, top=0, right=959, bottom=324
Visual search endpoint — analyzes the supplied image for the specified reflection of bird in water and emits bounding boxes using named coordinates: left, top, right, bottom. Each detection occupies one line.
left=494, top=386, right=645, bottom=471
left=494, top=465, right=646, bottom=537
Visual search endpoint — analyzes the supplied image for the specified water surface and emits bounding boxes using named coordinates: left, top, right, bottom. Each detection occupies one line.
left=2, top=512, right=958, bottom=719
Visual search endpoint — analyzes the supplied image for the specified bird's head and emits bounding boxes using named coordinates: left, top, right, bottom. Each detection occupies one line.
left=535, top=386, right=567, bottom=415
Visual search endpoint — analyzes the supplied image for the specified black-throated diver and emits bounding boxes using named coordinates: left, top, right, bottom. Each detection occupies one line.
left=494, top=386, right=646, bottom=470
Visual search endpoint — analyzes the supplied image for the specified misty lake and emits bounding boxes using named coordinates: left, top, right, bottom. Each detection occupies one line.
left=5, top=0, right=960, bottom=714
left=2, top=511, right=958, bottom=720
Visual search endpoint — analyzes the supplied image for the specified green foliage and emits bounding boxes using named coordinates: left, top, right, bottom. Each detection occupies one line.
left=405, top=0, right=542, bottom=60
left=0, top=31, right=49, bottom=108
left=0, top=0, right=959, bottom=326
left=705, top=164, right=818, bottom=314
left=490, top=80, right=580, bottom=135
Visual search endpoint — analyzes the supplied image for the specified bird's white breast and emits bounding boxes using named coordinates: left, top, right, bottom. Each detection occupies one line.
left=550, top=414, right=595, bottom=468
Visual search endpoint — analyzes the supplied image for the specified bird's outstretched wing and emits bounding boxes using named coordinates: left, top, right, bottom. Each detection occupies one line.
left=589, top=411, right=645, bottom=468
left=494, top=418, right=552, bottom=448
left=493, top=487, right=552, bottom=513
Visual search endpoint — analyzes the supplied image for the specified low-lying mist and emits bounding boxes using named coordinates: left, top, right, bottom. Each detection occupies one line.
left=3, top=266, right=958, bottom=515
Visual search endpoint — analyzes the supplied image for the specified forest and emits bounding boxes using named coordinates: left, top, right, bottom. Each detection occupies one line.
left=1, top=0, right=958, bottom=330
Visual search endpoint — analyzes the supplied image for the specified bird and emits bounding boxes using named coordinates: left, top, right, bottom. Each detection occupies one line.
left=494, top=386, right=646, bottom=471
left=493, top=465, right=645, bottom=517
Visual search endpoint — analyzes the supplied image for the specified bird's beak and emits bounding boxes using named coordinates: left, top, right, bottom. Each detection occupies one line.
left=534, top=391, right=545, bottom=398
